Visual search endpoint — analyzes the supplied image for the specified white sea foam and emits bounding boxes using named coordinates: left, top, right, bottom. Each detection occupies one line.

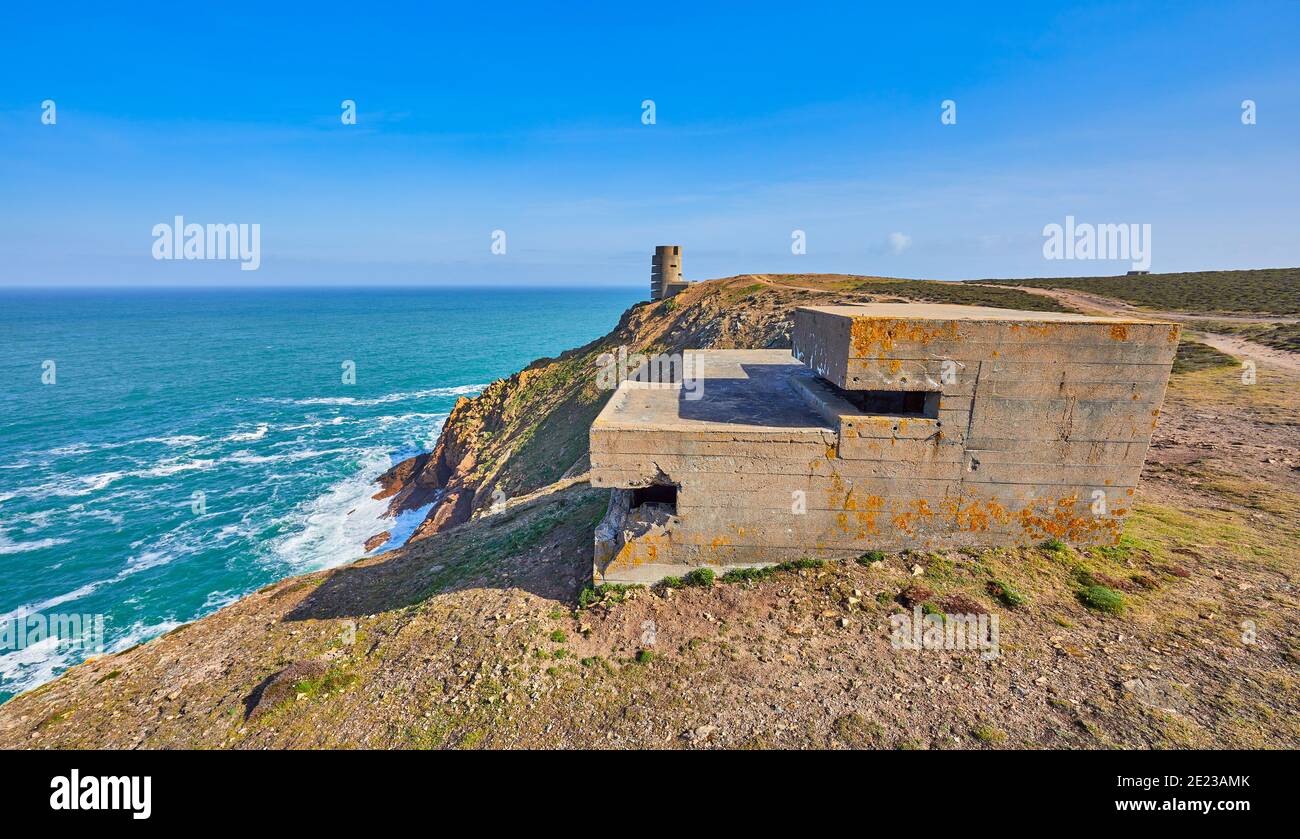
left=372, top=500, right=437, bottom=553
left=106, top=618, right=183, bottom=654
left=141, top=434, right=206, bottom=447
left=268, top=448, right=394, bottom=572
left=0, top=531, right=71, bottom=555
left=0, top=635, right=81, bottom=696
left=122, top=550, right=173, bottom=575
left=224, top=423, right=269, bottom=442
left=224, top=448, right=348, bottom=466
left=0, top=581, right=104, bottom=624
left=269, top=383, right=486, bottom=407
left=133, top=458, right=215, bottom=478
left=46, top=471, right=127, bottom=497
left=202, top=590, right=239, bottom=611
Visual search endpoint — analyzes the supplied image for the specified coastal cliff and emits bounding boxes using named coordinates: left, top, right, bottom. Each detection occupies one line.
left=3, top=271, right=1296, bottom=750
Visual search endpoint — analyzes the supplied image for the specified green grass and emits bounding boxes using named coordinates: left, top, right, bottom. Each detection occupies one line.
left=291, top=666, right=357, bottom=701
left=849, top=278, right=1072, bottom=312
left=987, top=579, right=1026, bottom=609
left=1173, top=341, right=1241, bottom=374
left=578, top=583, right=643, bottom=608
left=982, top=268, right=1300, bottom=315
left=662, top=568, right=717, bottom=589
left=719, top=558, right=824, bottom=584
left=1079, top=585, right=1127, bottom=615
left=856, top=550, right=886, bottom=565
left=548, top=629, right=567, bottom=643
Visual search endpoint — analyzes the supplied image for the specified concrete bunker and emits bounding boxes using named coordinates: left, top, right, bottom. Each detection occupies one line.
left=590, top=303, right=1180, bottom=584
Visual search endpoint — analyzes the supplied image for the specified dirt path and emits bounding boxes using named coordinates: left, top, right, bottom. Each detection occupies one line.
left=750, top=273, right=815, bottom=293
left=973, top=284, right=1300, bottom=373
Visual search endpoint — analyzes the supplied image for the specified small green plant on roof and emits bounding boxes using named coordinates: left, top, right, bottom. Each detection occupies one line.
left=720, top=558, right=824, bottom=584
left=857, top=550, right=886, bottom=565
left=987, top=579, right=1026, bottom=609
left=635, top=649, right=656, bottom=665
left=1079, top=584, right=1126, bottom=615
left=549, top=629, right=567, bottom=643
left=683, top=568, right=715, bottom=587
left=972, top=724, right=1006, bottom=743
left=578, top=583, right=643, bottom=608
left=721, top=567, right=765, bottom=584
left=1039, top=538, right=1069, bottom=553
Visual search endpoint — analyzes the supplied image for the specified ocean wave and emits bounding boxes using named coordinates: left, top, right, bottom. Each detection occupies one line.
left=122, top=550, right=173, bottom=575
left=371, top=500, right=437, bottom=553
left=0, top=581, right=105, bottom=623
left=46, top=471, right=128, bottom=497
left=225, top=447, right=350, bottom=466
left=223, top=424, right=268, bottom=442
left=264, top=383, right=486, bottom=407
left=134, top=459, right=216, bottom=478
left=202, top=590, right=239, bottom=611
left=0, top=635, right=83, bottom=697
left=0, top=532, right=71, bottom=556
left=279, top=416, right=349, bottom=432
left=268, top=448, right=394, bottom=572
left=106, top=618, right=183, bottom=654
left=142, top=434, right=207, bottom=447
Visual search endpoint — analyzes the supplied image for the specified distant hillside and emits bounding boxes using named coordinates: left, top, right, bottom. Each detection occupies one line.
left=977, top=268, right=1300, bottom=316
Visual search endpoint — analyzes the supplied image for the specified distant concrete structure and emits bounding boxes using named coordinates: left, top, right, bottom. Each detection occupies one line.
left=590, top=303, right=1179, bottom=584
left=650, top=245, right=687, bottom=300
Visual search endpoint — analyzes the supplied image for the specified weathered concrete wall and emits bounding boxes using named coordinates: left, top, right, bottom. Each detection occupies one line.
left=590, top=304, right=1179, bottom=584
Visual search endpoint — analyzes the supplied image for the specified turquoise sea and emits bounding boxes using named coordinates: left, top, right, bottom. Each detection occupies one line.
left=0, top=287, right=638, bottom=700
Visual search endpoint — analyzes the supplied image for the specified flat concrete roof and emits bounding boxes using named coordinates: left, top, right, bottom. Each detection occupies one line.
left=592, top=349, right=835, bottom=434
left=798, top=302, right=1171, bottom=324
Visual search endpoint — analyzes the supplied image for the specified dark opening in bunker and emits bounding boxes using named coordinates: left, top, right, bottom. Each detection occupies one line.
left=832, top=386, right=940, bottom=419
left=631, top=483, right=678, bottom=512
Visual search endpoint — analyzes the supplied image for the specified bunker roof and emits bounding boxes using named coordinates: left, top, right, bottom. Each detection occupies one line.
left=797, top=302, right=1169, bottom=324
left=592, top=349, right=839, bottom=435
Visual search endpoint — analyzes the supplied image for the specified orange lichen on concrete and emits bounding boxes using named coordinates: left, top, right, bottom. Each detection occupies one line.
left=849, top=317, right=959, bottom=357
left=1109, top=324, right=1130, bottom=341
left=1015, top=495, right=1121, bottom=542
left=891, top=498, right=935, bottom=536
left=944, top=497, right=1013, bottom=533
left=1009, top=322, right=1058, bottom=338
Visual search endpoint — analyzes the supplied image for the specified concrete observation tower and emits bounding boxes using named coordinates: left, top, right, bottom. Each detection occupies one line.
left=650, top=245, right=690, bottom=300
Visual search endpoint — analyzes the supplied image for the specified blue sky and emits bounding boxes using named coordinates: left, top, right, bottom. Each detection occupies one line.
left=1, top=1, right=1297, bottom=286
